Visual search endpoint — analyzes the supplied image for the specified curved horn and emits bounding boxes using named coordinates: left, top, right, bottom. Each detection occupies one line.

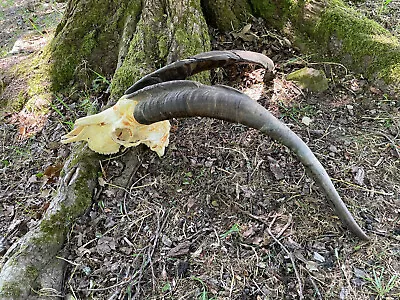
left=130, top=80, right=369, bottom=240
left=124, top=50, right=274, bottom=94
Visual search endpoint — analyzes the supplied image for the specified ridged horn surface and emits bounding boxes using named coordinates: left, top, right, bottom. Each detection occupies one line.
left=130, top=80, right=369, bottom=240
left=125, top=50, right=274, bottom=94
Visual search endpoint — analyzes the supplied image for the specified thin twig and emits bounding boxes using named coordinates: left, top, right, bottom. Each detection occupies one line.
left=267, top=215, right=304, bottom=300
left=234, top=203, right=292, bottom=240
left=84, top=279, right=130, bottom=291
left=229, top=265, right=235, bottom=298
left=308, top=273, right=323, bottom=300
left=276, top=214, right=293, bottom=239
left=375, top=131, right=400, bottom=158
left=331, top=178, right=394, bottom=196
left=132, top=208, right=169, bottom=299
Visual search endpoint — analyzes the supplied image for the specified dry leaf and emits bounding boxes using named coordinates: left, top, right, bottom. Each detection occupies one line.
left=167, top=241, right=191, bottom=257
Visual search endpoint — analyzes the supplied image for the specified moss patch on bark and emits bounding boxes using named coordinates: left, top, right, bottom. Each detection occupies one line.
left=111, top=0, right=211, bottom=100
left=201, top=0, right=252, bottom=32
left=47, top=0, right=140, bottom=92
left=312, top=0, right=400, bottom=86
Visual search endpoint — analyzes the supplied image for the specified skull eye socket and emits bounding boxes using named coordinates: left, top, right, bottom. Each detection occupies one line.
left=114, top=128, right=132, bottom=141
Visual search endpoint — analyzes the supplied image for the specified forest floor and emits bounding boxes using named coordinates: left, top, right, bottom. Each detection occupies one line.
left=0, top=0, right=399, bottom=299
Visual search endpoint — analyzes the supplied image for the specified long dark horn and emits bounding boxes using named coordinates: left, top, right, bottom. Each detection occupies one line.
left=124, top=50, right=274, bottom=94
left=130, top=80, right=369, bottom=240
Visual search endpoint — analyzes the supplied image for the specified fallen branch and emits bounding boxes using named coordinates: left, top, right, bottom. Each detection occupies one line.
left=267, top=215, right=304, bottom=300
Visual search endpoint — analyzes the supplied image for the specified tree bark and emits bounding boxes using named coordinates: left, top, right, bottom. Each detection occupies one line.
left=1, top=0, right=399, bottom=298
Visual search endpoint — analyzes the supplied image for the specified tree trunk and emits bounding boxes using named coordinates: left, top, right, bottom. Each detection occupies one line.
left=0, top=0, right=399, bottom=298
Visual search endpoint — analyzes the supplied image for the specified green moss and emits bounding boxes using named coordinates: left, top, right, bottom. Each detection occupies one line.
left=171, top=25, right=210, bottom=84
left=252, top=0, right=400, bottom=87
left=37, top=146, right=100, bottom=243
left=250, top=0, right=300, bottom=28
left=48, top=0, right=141, bottom=92
left=4, top=51, right=53, bottom=114
left=158, top=35, right=169, bottom=60
left=25, top=266, right=39, bottom=281
left=287, top=67, right=329, bottom=92
left=82, top=30, right=98, bottom=58
left=307, top=0, right=400, bottom=85
left=0, top=77, right=5, bottom=96
left=0, top=265, right=40, bottom=297
left=10, top=91, right=28, bottom=111
left=111, top=0, right=211, bottom=99
left=110, top=22, right=153, bottom=98
left=0, top=282, right=23, bottom=297
left=202, top=0, right=251, bottom=32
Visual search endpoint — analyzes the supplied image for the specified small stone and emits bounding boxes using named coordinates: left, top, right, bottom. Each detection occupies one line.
left=313, top=252, right=325, bottom=263
left=354, top=267, right=369, bottom=279
left=329, top=145, right=339, bottom=153
left=301, top=116, right=312, bottom=126
left=287, top=67, right=329, bottom=92
left=347, top=105, right=354, bottom=116
left=162, top=235, right=173, bottom=247
left=306, top=261, right=319, bottom=272
left=353, top=167, right=365, bottom=185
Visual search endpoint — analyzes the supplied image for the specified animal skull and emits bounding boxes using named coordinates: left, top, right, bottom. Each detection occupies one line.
left=61, top=96, right=170, bottom=156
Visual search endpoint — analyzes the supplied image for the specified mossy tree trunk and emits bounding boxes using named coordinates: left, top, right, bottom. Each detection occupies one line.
left=46, top=0, right=400, bottom=95
left=0, top=0, right=399, bottom=298
left=252, top=0, right=400, bottom=88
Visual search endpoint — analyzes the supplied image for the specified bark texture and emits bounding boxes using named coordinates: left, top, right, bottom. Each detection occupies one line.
left=201, top=0, right=252, bottom=32
left=110, top=0, right=211, bottom=99
left=48, top=0, right=141, bottom=91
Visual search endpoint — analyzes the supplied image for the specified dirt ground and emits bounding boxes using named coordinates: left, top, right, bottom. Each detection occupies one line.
left=0, top=1, right=399, bottom=299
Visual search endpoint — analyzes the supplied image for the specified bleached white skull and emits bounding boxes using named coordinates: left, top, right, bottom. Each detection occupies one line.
left=61, top=96, right=170, bottom=156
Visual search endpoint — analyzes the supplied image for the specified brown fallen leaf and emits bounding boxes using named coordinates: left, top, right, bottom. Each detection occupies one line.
left=42, top=163, right=64, bottom=183
left=167, top=241, right=191, bottom=257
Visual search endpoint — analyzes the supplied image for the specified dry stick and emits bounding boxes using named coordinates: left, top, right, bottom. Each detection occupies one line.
left=132, top=208, right=169, bottom=299
left=106, top=289, right=120, bottom=300
left=276, top=214, right=293, bottom=239
left=252, top=279, right=268, bottom=297
left=267, top=215, right=304, bottom=300
left=308, top=274, right=323, bottom=300
left=122, top=174, right=151, bottom=221
left=234, top=203, right=291, bottom=240
left=331, top=178, right=394, bottom=196
left=229, top=265, right=235, bottom=298
left=234, top=207, right=301, bottom=296
left=376, top=131, right=400, bottom=158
